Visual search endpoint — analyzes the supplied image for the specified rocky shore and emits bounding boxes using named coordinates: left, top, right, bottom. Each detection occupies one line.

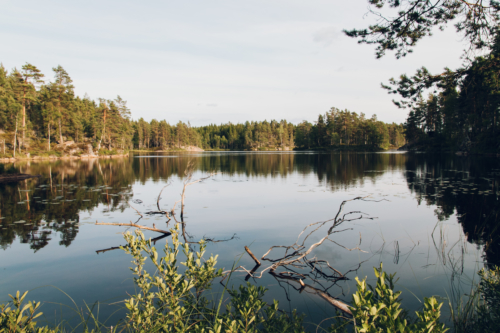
left=0, top=153, right=129, bottom=163
left=0, top=140, right=130, bottom=163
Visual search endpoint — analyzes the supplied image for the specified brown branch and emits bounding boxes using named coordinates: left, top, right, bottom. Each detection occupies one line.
left=157, top=182, right=171, bottom=212
left=95, top=221, right=171, bottom=234
left=96, top=234, right=169, bottom=254
left=123, top=196, right=143, bottom=218
left=270, top=271, right=352, bottom=316
left=171, top=199, right=181, bottom=216
left=245, top=246, right=261, bottom=266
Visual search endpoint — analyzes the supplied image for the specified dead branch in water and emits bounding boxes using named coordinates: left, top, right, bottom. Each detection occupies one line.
left=222, top=196, right=387, bottom=315
left=180, top=161, right=216, bottom=219
left=95, top=221, right=171, bottom=234
left=171, top=199, right=181, bottom=217
left=124, top=199, right=143, bottom=218
left=269, top=271, right=353, bottom=315
left=96, top=233, right=168, bottom=254
left=245, top=246, right=261, bottom=266
left=157, top=182, right=171, bottom=212
left=96, top=166, right=232, bottom=254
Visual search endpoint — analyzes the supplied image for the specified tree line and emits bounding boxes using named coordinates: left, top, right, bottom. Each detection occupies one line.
left=1, top=62, right=404, bottom=155
left=0, top=64, right=135, bottom=155
left=345, top=1, right=500, bottom=153
left=402, top=43, right=500, bottom=152
left=295, top=108, right=405, bottom=149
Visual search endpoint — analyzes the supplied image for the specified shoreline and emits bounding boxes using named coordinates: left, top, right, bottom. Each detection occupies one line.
left=0, top=153, right=130, bottom=163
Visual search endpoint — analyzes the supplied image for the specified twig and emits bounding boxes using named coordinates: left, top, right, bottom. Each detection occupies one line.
left=157, top=182, right=171, bottom=212
left=124, top=197, right=143, bottom=218
left=95, top=221, right=170, bottom=234
left=96, top=234, right=169, bottom=254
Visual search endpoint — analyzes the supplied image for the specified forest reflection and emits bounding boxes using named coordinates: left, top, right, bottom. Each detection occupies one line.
left=0, top=152, right=498, bottom=266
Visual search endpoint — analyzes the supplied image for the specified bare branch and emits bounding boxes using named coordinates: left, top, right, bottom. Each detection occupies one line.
left=95, top=221, right=171, bottom=234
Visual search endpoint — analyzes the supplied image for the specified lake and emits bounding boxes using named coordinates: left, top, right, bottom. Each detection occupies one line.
left=0, top=151, right=498, bottom=330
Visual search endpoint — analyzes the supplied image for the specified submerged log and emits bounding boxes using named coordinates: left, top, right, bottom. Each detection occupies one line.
left=0, top=173, right=41, bottom=183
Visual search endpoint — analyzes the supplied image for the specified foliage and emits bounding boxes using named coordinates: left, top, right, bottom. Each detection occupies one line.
left=344, top=1, right=500, bottom=60
left=346, top=2, right=500, bottom=152
left=1, top=61, right=405, bottom=154
left=452, top=265, right=500, bottom=332
left=0, top=63, right=134, bottom=153
left=351, top=263, right=448, bottom=333
left=120, top=225, right=306, bottom=332
left=0, top=291, right=56, bottom=333
left=294, top=108, right=403, bottom=149
left=473, top=265, right=500, bottom=330
left=5, top=227, right=499, bottom=332
left=397, top=45, right=500, bottom=152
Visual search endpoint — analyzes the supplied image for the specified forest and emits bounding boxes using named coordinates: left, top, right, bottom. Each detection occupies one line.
left=401, top=47, right=500, bottom=153
left=0, top=63, right=404, bottom=156
left=348, top=0, right=500, bottom=154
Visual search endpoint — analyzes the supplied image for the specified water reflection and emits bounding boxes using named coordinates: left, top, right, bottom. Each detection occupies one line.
left=0, top=152, right=498, bottom=267
left=0, top=158, right=134, bottom=251
left=403, top=154, right=500, bottom=266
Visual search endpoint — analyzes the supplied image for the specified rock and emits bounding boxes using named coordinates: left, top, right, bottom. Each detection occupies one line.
left=181, top=145, right=204, bottom=152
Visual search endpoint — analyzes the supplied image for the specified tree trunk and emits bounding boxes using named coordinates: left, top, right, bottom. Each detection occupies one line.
left=13, top=117, right=18, bottom=158
left=22, top=89, right=26, bottom=148
left=48, top=123, right=51, bottom=151
left=58, top=118, right=63, bottom=144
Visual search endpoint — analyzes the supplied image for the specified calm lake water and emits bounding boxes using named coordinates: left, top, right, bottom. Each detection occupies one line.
left=0, top=151, right=499, bottom=329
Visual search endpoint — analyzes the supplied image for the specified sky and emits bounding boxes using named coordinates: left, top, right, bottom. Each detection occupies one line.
left=0, top=0, right=467, bottom=126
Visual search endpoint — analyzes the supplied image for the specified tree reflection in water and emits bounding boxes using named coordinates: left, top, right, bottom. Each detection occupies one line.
left=0, top=152, right=498, bottom=268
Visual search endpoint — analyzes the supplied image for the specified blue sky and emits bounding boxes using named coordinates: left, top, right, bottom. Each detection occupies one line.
left=1, top=0, right=466, bottom=125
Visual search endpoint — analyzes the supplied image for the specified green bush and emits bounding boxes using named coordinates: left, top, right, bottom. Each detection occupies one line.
left=3, top=226, right=497, bottom=332
left=351, top=264, right=448, bottom=333
left=120, top=225, right=305, bottom=332
left=0, top=291, right=56, bottom=333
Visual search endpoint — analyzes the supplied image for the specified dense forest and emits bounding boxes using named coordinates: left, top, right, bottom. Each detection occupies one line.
left=401, top=44, right=500, bottom=153
left=294, top=109, right=405, bottom=149
left=0, top=62, right=404, bottom=156
left=0, top=64, right=134, bottom=155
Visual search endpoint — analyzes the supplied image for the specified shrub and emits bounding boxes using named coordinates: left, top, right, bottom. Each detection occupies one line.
left=4, top=225, right=494, bottom=332
left=0, top=291, right=56, bottom=333
left=120, top=225, right=305, bottom=332
left=350, top=264, right=448, bottom=333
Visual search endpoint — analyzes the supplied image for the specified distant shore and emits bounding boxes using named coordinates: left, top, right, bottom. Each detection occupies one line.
left=0, top=152, right=130, bottom=164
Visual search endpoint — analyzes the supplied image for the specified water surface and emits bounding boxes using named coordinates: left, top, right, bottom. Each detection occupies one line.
left=0, top=152, right=498, bottom=329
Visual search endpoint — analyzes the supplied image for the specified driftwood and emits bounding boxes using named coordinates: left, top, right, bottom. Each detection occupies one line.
left=96, top=234, right=168, bottom=254
left=245, top=246, right=261, bottom=266
left=223, top=196, right=386, bottom=316
left=95, top=221, right=171, bottom=234
left=0, top=173, right=41, bottom=183
left=269, top=271, right=353, bottom=315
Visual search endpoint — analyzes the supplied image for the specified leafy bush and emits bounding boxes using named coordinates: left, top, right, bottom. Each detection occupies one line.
left=351, top=264, right=448, bottom=333
left=455, top=266, right=500, bottom=333
left=4, top=226, right=496, bottom=332
left=121, top=225, right=305, bottom=332
left=0, top=291, right=56, bottom=333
